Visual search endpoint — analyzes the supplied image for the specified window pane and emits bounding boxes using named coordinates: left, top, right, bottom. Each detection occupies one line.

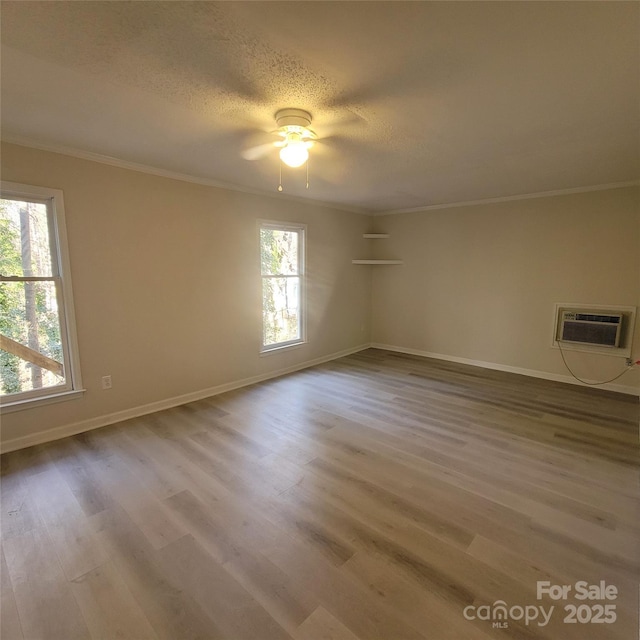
left=0, top=280, right=66, bottom=396
left=262, top=277, right=300, bottom=346
left=260, top=228, right=299, bottom=276
left=0, top=198, right=53, bottom=277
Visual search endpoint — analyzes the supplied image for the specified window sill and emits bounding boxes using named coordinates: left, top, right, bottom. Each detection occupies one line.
left=260, top=341, right=306, bottom=357
left=0, top=389, right=86, bottom=414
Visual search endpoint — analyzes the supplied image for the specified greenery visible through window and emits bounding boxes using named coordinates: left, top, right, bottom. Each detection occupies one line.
left=260, top=223, right=305, bottom=351
left=0, top=185, right=81, bottom=405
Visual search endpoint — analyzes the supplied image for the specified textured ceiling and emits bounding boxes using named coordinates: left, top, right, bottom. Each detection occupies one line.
left=1, top=1, right=638, bottom=213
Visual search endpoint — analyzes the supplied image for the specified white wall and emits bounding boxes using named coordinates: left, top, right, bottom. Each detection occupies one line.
left=371, top=187, right=640, bottom=394
left=0, top=143, right=372, bottom=449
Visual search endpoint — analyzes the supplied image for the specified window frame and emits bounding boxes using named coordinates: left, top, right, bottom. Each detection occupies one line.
left=0, top=181, right=84, bottom=412
left=259, top=220, right=307, bottom=354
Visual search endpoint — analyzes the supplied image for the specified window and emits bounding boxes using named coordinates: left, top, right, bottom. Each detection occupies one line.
left=0, top=182, right=83, bottom=409
left=260, top=222, right=305, bottom=352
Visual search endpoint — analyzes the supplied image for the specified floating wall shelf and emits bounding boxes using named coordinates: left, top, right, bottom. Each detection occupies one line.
left=354, top=232, right=402, bottom=264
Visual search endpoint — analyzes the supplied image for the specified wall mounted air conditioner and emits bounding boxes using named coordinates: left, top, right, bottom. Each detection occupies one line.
left=559, top=311, right=622, bottom=348
left=552, top=303, right=636, bottom=358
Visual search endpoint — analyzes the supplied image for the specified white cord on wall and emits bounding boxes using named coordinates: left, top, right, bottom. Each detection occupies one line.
left=557, top=340, right=639, bottom=386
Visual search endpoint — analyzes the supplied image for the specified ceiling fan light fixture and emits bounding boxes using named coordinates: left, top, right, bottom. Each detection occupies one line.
left=279, top=131, right=310, bottom=168
left=272, top=108, right=316, bottom=190
left=274, top=108, right=315, bottom=169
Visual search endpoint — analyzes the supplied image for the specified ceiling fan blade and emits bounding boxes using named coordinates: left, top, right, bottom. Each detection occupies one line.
left=312, top=110, right=366, bottom=138
left=242, top=131, right=321, bottom=160
left=241, top=142, right=277, bottom=161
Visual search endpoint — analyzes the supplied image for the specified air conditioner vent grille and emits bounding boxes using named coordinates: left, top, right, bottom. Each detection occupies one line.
left=571, top=313, right=621, bottom=324
left=560, top=311, right=622, bottom=347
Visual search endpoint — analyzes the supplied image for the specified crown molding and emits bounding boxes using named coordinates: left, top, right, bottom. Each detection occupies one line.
left=4, top=135, right=636, bottom=217
left=1, top=135, right=371, bottom=216
left=376, top=180, right=640, bottom=216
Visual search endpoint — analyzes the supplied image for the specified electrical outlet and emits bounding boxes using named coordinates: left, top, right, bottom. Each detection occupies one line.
left=101, top=375, right=112, bottom=390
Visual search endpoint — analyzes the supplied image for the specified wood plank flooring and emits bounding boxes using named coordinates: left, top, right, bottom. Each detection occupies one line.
left=1, top=348, right=638, bottom=640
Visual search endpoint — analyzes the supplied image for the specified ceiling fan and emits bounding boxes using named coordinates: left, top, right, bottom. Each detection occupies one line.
left=241, top=108, right=318, bottom=165
left=242, top=108, right=320, bottom=191
left=272, top=108, right=317, bottom=168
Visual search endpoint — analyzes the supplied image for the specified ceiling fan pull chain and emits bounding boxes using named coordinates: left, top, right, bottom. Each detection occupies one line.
left=278, top=161, right=283, bottom=192
left=306, top=159, right=309, bottom=190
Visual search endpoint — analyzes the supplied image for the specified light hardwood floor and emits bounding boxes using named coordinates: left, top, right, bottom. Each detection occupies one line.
left=1, top=348, right=638, bottom=640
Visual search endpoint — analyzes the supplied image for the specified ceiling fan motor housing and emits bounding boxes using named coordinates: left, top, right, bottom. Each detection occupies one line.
left=275, top=108, right=312, bottom=130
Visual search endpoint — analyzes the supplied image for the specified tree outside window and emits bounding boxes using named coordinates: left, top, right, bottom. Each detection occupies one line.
left=0, top=184, right=82, bottom=408
left=260, top=223, right=305, bottom=351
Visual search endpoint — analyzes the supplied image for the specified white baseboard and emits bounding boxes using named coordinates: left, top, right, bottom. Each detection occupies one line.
left=370, top=343, right=640, bottom=397
left=0, top=343, right=370, bottom=454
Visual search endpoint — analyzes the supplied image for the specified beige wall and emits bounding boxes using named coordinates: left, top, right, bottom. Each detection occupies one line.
left=371, top=187, right=640, bottom=394
left=2, top=142, right=637, bottom=449
left=1, top=143, right=372, bottom=447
